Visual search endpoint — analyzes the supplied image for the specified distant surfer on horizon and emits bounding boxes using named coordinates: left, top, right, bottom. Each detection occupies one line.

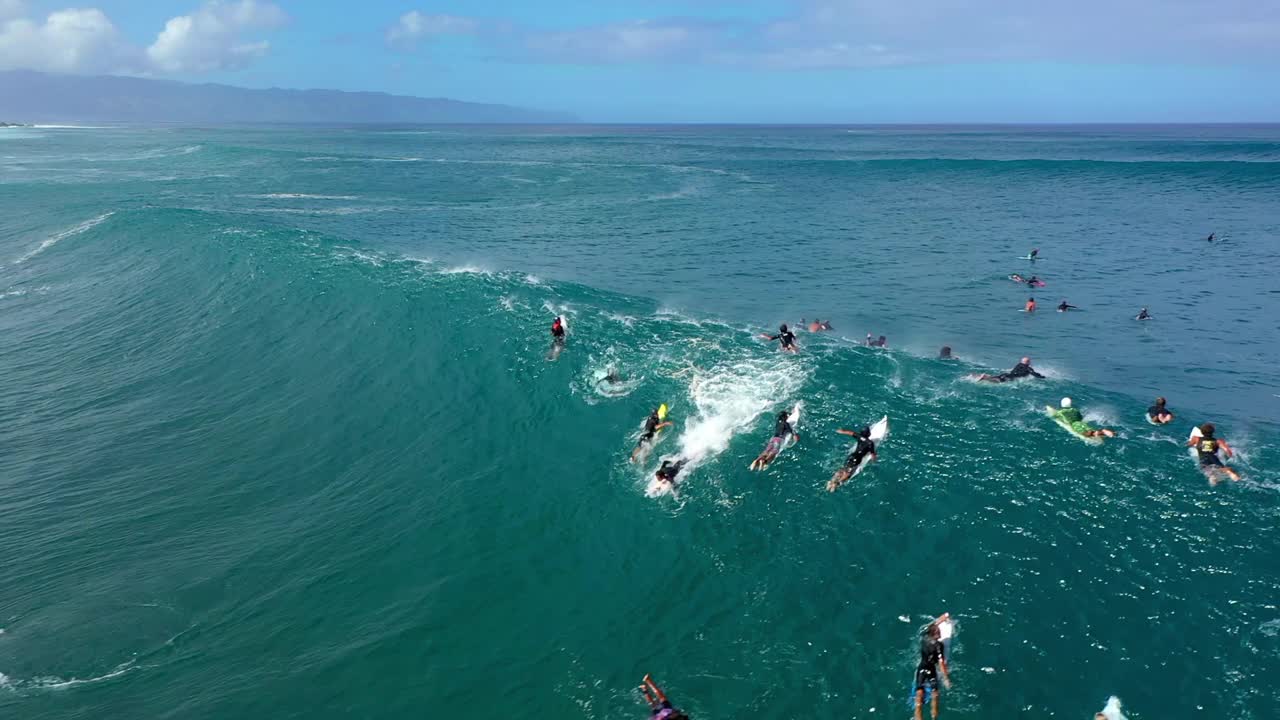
left=631, top=407, right=673, bottom=463
left=640, top=674, right=689, bottom=720
left=912, top=614, right=952, bottom=720
left=827, top=425, right=876, bottom=491
left=762, top=324, right=798, bottom=353
left=1147, top=397, right=1173, bottom=424
left=1057, top=300, right=1078, bottom=312
left=976, top=356, right=1045, bottom=383
left=1187, top=423, right=1241, bottom=485
left=750, top=410, right=799, bottom=471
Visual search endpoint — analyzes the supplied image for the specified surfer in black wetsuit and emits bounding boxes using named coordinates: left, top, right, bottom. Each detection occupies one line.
left=655, top=459, right=686, bottom=487
left=1057, top=300, right=1077, bottom=312
left=551, top=317, right=566, bottom=343
left=631, top=408, right=673, bottom=462
left=762, top=324, right=798, bottom=353
left=1029, top=248, right=1039, bottom=259
left=913, top=617, right=952, bottom=720
left=977, top=356, right=1044, bottom=383
left=939, top=346, right=955, bottom=360
left=1207, top=232, right=1215, bottom=242
left=1136, top=307, right=1152, bottom=320
left=827, top=425, right=876, bottom=491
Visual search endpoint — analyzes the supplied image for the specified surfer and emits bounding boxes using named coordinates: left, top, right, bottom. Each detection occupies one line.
left=1025, top=297, right=1037, bottom=312
left=631, top=407, right=673, bottom=462
left=1053, top=398, right=1116, bottom=438
left=827, top=425, right=876, bottom=491
left=1147, top=397, right=1174, bottom=424
left=1010, top=273, right=1026, bottom=284
left=1135, top=307, right=1152, bottom=321
left=1029, top=248, right=1039, bottom=259
left=762, top=324, right=798, bottom=353
left=939, top=346, right=955, bottom=360
left=1027, top=275, right=1043, bottom=287
left=1057, top=300, right=1078, bottom=312
left=1186, top=423, right=1241, bottom=484
left=750, top=410, right=799, bottom=471
left=654, top=459, right=686, bottom=488
left=977, top=357, right=1045, bottom=383
left=866, top=334, right=887, bottom=348
left=913, top=616, right=952, bottom=720
left=820, top=320, right=833, bottom=330
left=1206, top=232, right=1215, bottom=242
left=640, top=675, right=689, bottom=720
left=551, top=317, right=566, bottom=344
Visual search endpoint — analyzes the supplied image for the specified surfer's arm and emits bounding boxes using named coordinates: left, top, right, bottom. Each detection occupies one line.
left=1031, top=370, right=1045, bottom=378
left=1219, top=439, right=1234, bottom=458
left=657, top=421, right=673, bottom=431
left=939, top=657, right=951, bottom=689
left=761, top=333, right=779, bottom=341
left=835, top=428, right=857, bottom=436
left=1185, top=438, right=1198, bottom=448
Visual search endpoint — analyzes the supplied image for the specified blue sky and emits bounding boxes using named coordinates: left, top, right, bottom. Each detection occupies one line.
left=2, top=0, right=1279, bottom=121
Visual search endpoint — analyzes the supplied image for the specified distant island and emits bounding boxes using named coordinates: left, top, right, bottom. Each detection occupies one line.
left=0, top=70, right=573, bottom=125
left=0, top=121, right=31, bottom=127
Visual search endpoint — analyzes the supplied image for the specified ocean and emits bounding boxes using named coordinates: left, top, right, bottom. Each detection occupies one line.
left=1, top=124, right=1278, bottom=720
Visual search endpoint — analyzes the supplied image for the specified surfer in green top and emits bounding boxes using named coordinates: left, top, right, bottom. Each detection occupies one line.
left=1055, top=398, right=1116, bottom=438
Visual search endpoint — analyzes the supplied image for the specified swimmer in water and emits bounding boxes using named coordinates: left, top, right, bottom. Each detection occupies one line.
left=640, top=675, right=689, bottom=720
left=1025, top=297, right=1037, bottom=312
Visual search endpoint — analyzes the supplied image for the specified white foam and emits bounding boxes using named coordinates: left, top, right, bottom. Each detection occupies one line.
left=15, top=212, right=114, bottom=263
left=248, top=193, right=361, bottom=200
left=1099, top=696, right=1127, bottom=720
left=440, top=264, right=493, bottom=276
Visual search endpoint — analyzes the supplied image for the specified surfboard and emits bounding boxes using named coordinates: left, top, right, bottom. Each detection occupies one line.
left=1187, top=426, right=1202, bottom=461
left=1019, top=254, right=1040, bottom=260
left=849, top=415, right=889, bottom=478
left=1045, top=406, right=1104, bottom=445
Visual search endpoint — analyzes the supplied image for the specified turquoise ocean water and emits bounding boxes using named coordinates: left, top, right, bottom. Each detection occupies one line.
left=2, top=125, right=1278, bottom=719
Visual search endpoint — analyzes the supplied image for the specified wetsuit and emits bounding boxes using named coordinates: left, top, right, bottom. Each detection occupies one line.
left=769, top=330, right=797, bottom=350
left=551, top=323, right=566, bottom=344
left=1196, top=436, right=1223, bottom=467
left=639, top=413, right=662, bottom=444
left=1056, top=406, right=1093, bottom=435
left=994, top=362, right=1044, bottom=383
left=1147, top=404, right=1168, bottom=422
left=1136, top=310, right=1151, bottom=320
left=1058, top=303, right=1076, bottom=311
left=656, top=460, right=685, bottom=483
left=651, top=705, right=689, bottom=720
left=765, top=417, right=795, bottom=454
left=843, top=436, right=876, bottom=470
left=913, top=633, right=946, bottom=696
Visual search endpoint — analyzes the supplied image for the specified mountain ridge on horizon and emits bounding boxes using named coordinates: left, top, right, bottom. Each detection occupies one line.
left=0, top=70, right=573, bottom=124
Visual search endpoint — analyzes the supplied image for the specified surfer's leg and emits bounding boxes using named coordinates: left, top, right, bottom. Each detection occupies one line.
left=913, top=688, right=924, bottom=720
left=1223, top=466, right=1241, bottom=481
left=930, top=687, right=940, bottom=719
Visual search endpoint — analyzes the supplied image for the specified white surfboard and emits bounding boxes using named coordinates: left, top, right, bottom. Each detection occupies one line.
left=1188, top=426, right=1202, bottom=461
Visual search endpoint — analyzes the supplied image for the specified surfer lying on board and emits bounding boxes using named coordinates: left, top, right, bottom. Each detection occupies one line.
left=1055, top=398, right=1116, bottom=438
left=1026, top=275, right=1043, bottom=287
left=976, top=357, right=1045, bottom=383
left=654, top=459, right=686, bottom=488
left=640, top=674, right=690, bottom=720
left=913, top=616, right=952, bottom=720
left=762, top=324, right=798, bottom=353
left=750, top=410, right=799, bottom=470
left=826, top=425, right=876, bottom=491
left=1187, top=423, right=1241, bottom=484
left=1057, top=300, right=1078, bottom=312
left=1147, top=397, right=1173, bottom=424
left=551, top=317, right=566, bottom=343
left=631, top=408, right=673, bottom=462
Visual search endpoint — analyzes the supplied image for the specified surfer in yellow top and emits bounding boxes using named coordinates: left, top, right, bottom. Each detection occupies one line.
left=1187, top=423, right=1241, bottom=484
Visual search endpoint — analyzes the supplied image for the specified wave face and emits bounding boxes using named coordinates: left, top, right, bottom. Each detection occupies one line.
left=1, top=125, right=1278, bottom=720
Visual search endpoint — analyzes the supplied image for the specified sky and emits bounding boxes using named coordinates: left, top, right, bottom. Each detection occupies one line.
left=1, top=0, right=1279, bottom=122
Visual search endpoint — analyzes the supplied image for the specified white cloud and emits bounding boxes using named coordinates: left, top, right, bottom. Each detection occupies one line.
left=0, top=8, right=139, bottom=73
left=0, top=0, right=285, bottom=75
left=522, top=20, right=710, bottom=63
left=386, top=11, right=477, bottom=46
left=147, top=0, right=287, bottom=73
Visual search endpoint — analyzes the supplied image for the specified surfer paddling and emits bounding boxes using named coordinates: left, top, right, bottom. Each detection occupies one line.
left=761, top=324, right=798, bottom=353
left=639, top=674, right=689, bottom=720
left=913, top=614, right=953, bottom=720
left=654, top=458, right=686, bottom=489
left=1051, top=398, right=1116, bottom=439
left=976, top=356, right=1045, bottom=383
left=750, top=409, right=799, bottom=470
left=1147, top=397, right=1173, bottom=424
left=631, top=407, right=673, bottom=462
left=1187, top=423, right=1241, bottom=485
left=827, top=424, right=877, bottom=491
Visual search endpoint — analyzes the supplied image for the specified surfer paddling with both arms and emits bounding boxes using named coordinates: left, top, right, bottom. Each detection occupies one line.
left=750, top=409, right=799, bottom=471
left=1187, top=423, right=1241, bottom=485
left=913, top=613, right=953, bottom=720
left=976, top=357, right=1044, bottom=383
